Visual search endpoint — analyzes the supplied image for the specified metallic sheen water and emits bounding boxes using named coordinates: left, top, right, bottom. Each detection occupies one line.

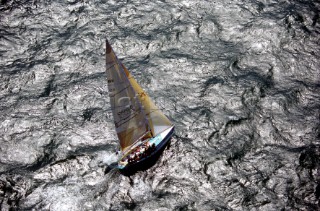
left=0, top=0, right=319, bottom=210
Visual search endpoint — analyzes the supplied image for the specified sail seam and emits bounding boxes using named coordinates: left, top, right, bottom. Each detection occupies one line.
left=106, top=63, right=116, bottom=71
left=109, top=85, right=131, bottom=97
left=114, top=109, right=141, bottom=127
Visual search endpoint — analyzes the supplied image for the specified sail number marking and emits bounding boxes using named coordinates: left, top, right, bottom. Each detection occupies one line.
left=117, top=105, right=133, bottom=119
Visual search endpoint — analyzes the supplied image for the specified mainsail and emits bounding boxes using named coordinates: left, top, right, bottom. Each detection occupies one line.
left=105, top=40, right=172, bottom=152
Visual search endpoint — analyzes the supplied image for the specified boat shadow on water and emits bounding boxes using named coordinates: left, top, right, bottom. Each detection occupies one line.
left=105, top=138, right=172, bottom=176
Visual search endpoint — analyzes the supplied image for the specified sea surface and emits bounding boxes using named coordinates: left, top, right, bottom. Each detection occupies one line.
left=0, top=0, right=319, bottom=210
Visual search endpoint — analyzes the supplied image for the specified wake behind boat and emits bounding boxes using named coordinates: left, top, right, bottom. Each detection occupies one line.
left=105, top=40, right=174, bottom=172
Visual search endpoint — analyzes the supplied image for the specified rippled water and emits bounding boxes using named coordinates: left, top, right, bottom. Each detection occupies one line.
left=1, top=0, right=319, bottom=210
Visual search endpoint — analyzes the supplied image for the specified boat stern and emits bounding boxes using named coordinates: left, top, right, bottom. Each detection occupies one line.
left=116, top=126, right=174, bottom=171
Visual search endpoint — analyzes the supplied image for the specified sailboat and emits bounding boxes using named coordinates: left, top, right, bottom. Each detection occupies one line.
left=105, top=40, right=174, bottom=171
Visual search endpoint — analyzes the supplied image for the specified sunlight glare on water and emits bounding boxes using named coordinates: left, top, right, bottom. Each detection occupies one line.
left=0, top=0, right=319, bottom=210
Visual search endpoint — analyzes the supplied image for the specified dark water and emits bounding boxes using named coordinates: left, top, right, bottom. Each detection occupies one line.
left=0, top=0, right=319, bottom=210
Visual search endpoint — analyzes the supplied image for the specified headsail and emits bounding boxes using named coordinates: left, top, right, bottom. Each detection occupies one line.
left=105, top=40, right=173, bottom=152
left=121, top=65, right=173, bottom=136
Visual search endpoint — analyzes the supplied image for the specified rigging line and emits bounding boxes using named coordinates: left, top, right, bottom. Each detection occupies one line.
left=109, top=85, right=131, bottom=97
left=106, top=63, right=116, bottom=71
